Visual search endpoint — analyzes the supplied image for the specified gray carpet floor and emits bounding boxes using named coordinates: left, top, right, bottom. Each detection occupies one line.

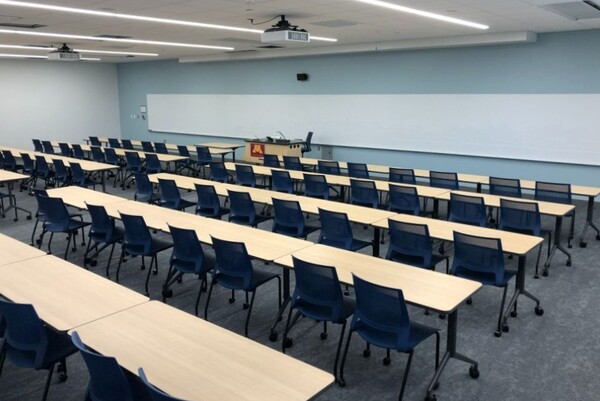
left=1, top=177, right=599, bottom=401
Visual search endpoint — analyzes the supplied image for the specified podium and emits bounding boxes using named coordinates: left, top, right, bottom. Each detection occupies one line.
left=243, top=138, right=304, bottom=163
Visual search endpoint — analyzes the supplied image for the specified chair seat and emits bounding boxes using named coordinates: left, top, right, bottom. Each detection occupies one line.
left=294, top=296, right=355, bottom=324
left=44, top=218, right=90, bottom=233
left=172, top=254, right=215, bottom=275
left=124, top=237, right=172, bottom=256
left=354, top=320, right=437, bottom=352
left=161, top=198, right=196, bottom=211
left=453, top=267, right=516, bottom=287
left=90, top=226, right=125, bottom=244
left=320, top=238, right=371, bottom=252
left=215, top=268, right=279, bottom=292
left=274, top=223, right=320, bottom=238
left=229, top=214, right=272, bottom=227
left=4, top=327, right=77, bottom=370
left=388, top=252, right=447, bottom=270
left=136, top=193, right=161, bottom=204
left=196, top=206, right=230, bottom=219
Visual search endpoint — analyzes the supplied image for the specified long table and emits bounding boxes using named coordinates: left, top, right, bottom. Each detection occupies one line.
left=0, top=170, right=32, bottom=221
left=0, top=232, right=47, bottom=266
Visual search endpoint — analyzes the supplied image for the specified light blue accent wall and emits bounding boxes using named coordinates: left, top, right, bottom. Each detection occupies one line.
left=117, top=29, right=600, bottom=187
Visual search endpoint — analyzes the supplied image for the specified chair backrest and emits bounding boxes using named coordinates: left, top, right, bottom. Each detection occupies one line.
left=489, top=177, right=521, bottom=198
left=20, top=153, right=35, bottom=174
left=53, top=159, right=69, bottom=184
left=350, top=179, right=379, bottom=208
left=86, top=204, right=116, bottom=243
left=347, top=162, right=370, bottom=179
left=283, top=156, right=302, bottom=171
left=108, top=138, right=121, bottom=148
left=2, top=150, right=17, bottom=170
left=120, top=213, right=152, bottom=254
left=386, top=220, right=433, bottom=267
left=194, top=184, right=222, bottom=217
left=90, top=146, right=105, bottom=163
left=104, top=147, right=119, bottom=165
left=301, top=131, right=313, bottom=154
left=145, top=153, right=161, bottom=173
left=235, top=164, right=257, bottom=187
left=33, top=189, right=49, bottom=218
left=452, top=231, right=505, bottom=285
left=72, top=144, right=85, bottom=160
left=499, top=198, right=541, bottom=235
left=40, top=195, right=71, bottom=229
left=317, top=160, right=341, bottom=175
left=41, top=140, right=54, bottom=154
left=211, top=236, right=254, bottom=289
left=388, top=184, right=420, bottom=215
left=154, top=142, right=168, bottom=154
left=70, top=162, right=87, bottom=187
left=291, top=256, right=345, bottom=320
left=263, top=154, right=280, bottom=168
left=139, top=368, right=188, bottom=401
left=59, top=143, right=71, bottom=157
left=168, top=225, right=205, bottom=273
left=89, top=136, right=101, bottom=147
left=272, top=198, right=305, bottom=237
left=271, top=169, right=293, bottom=193
left=0, top=151, right=4, bottom=169
left=228, top=190, right=256, bottom=223
left=196, top=146, right=212, bottom=164
left=0, top=300, right=48, bottom=369
left=535, top=181, right=572, bottom=204
left=209, top=162, right=228, bottom=183
left=125, top=151, right=142, bottom=171
left=32, top=139, right=43, bottom=153
left=177, top=145, right=191, bottom=157
left=121, top=139, right=134, bottom=150
left=141, top=141, right=155, bottom=153
left=71, top=331, right=134, bottom=401
left=35, top=155, right=50, bottom=176
left=158, top=178, right=182, bottom=209
left=351, top=274, right=411, bottom=351
left=449, top=193, right=486, bottom=227
left=134, top=173, right=154, bottom=202
left=429, top=171, right=459, bottom=190
left=389, top=167, right=417, bottom=185
left=318, top=208, right=354, bottom=249
left=304, top=173, right=330, bottom=199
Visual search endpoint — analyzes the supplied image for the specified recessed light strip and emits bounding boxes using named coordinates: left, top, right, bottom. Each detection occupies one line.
left=0, top=0, right=338, bottom=42
left=353, top=0, right=489, bottom=30
left=0, top=44, right=158, bottom=56
left=0, top=29, right=234, bottom=50
left=0, top=52, right=100, bottom=60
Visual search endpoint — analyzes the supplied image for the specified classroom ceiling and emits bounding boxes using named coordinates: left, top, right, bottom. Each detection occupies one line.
left=0, top=0, right=599, bottom=63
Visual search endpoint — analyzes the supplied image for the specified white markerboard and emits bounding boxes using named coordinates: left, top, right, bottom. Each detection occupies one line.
left=147, top=93, right=600, bottom=166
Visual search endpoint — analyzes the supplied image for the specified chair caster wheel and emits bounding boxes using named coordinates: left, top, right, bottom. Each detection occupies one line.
left=229, top=298, right=235, bottom=304
left=438, top=314, right=446, bottom=320
left=162, top=288, right=173, bottom=298
left=269, top=331, right=278, bottom=342
left=535, top=306, right=544, bottom=316
left=153, top=270, right=158, bottom=276
left=58, top=372, right=68, bottom=382
left=469, top=365, right=480, bottom=379
left=425, top=394, right=437, bottom=401
left=510, top=311, right=518, bottom=318
left=494, top=330, right=501, bottom=337
left=502, top=324, right=509, bottom=333
left=71, top=247, right=77, bottom=252
left=542, top=270, right=549, bottom=277
left=243, top=303, right=249, bottom=309
left=13, top=218, right=18, bottom=222
left=141, top=265, right=146, bottom=270
left=534, top=274, right=540, bottom=279
left=383, top=357, right=391, bottom=366
left=433, top=381, right=440, bottom=390
left=424, top=309, right=430, bottom=315
left=596, top=234, right=600, bottom=240
left=438, top=246, right=444, bottom=254
left=90, top=260, right=97, bottom=267
left=580, top=242, right=587, bottom=248
left=283, top=337, right=293, bottom=348
left=177, top=277, right=183, bottom=283
left=466, top=298, right=472, bottom=305
left=26, top=215, right=32, bottom=220
left=566, top=260, right=572, bottom=267
left=337, top=379, right=346, bottom=388
left=363, top=349, right=371, bottom=358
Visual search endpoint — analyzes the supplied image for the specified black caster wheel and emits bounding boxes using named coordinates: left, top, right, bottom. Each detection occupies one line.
left=425, top=394, right=437, bottom=401
left=469, top=365, right=480, bottom=379
left=177, top=277, right=183, bottom=283
left=433, top=381, right=440, bottom=390
left=580, top=242, right=587, bottom=248
left=26, top=215, right=32, bottom=220
left=596, top=234, right=600, bottom=240
left=566, top=260, right=572, bottom=267
left=424, top=309, right=430, bottom=316
left=383, top=357, right=391, bottom=366
left=535, top=306, right=544, bottom=316
left=71, top=247, right=77, bottom=252
left=58, top=372, right=68, bottom=382
left=337, top=378, right=346, bottom=388
left=510, top=310, right=518, bottom=318
left=140, top=265, right=146, bottom=271
left=13, top=218, right=18, bottom=222
left=438, top=246, right=444, bottom=254
left=35, top=239, right=41, bottom=245
left=153, top=270, right=158, bottom=276
left=466, top=298, right=472, bottom=305
left=283, top=337, right=293, bottom=348
left=438, top=314, right=446, bottom=320
left=534, top=274, right=540, bottom=279
left=89, top=260, right=97, bottom=267
left=542, top=270, right=549, bottom=277
left=494, top=330, right=501, bottom=338
left=502, top=324, right=509, bottom=333
left=243, top=303, right=249, bottom=309
left=363, top=349, right=371, bottom=358
left=320, top=332, right=328, bottom=340
left=229, top=297, right=235, bottom=304
left=162, top=288, right=173, bottom=298
left=268, top=331, right=278, bottom=342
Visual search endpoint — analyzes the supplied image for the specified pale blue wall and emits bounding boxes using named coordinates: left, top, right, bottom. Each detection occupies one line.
left=117, top=29, right=600, bottom=187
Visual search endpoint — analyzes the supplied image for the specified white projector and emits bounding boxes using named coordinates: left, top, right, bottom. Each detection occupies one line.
left=262, top=30, right=310, bottom=43
left=48, top=51, right=81, bottom=61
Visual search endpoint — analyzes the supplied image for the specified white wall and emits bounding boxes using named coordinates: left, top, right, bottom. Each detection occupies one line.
left=0, top=59, right=120, bottom=149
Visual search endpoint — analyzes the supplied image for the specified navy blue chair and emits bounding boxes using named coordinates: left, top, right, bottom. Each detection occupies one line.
left=141, top=141, right=155, bottom=153
left=116, top=213, right=173, bottom=295
left=227, top=189, right=271, bottom=227
left=122, top=139, right=134, bottom=150
left=176, top=145, right=195, bottom=175
left=42, top=140, right=54, bottom=154
left=339, top=275, right=440, bottom=400
left=2, top=150, right=22, bottom=172
left=145, top=153, right=162, bottom=175
left=158, top=178, right=196, bottom=211
left=430, top=171, right=459, bottom=190
left=264, top=154, right=281, bottom=168
left=58, top=143, right=71, bottom=157
left=0, top=151, right=4, bottom=169
left=304, top=173, right=332, bottom=200
left=535, top=181, right=575, bottom=248
left=272, top=198, right=319, bottom=239
left=84, top=203, right=125, bottom=277
left=194, top=183, right=229, bottom=219
left=386, top=220, right=449, bottom=273
left=388, top=184, right=421, bottom=215
left=108, top=138, right=122, bottom=148
left=32, top=139, right=44, bottom=153
left=235, top=164, right=265, bottom=188
left=72, top=144, right=85, bottom=160
left=30, top=189, right=49, bottom=246
left=89, top=136, right=102, bottom=147
left=348, top=163, right=370, bottom=179
left=154, top=142, right=169, bottom=154
left=283, top=156, right=302, bottom=171
left=490, top=177, right=522, bottom=198
left=499, top=198, right=552, bottom=278
left=123, top=151, right=144, bottom=189
left=205, top=236, right=281, bottom=337
left=52, top=159, right=70, bottom=187
left=318, top=208, right=371, bottom=252
left=139, top=368, right=188, bottom=401
left=271, top=169, right=294, bottom=194
left=34, top=156, right=55, bottom=189
left=0, top=300, right=77, bottom=401
left=104, top=147, right=126, bottom=188
left=301, top=131, right=313, bottom=157
left=209, top=161, right=228, bottom=183
left=90, top=146, right=106, bottom=164
left=318, top=160, right=341, bottom=175
left=449, top=193, right=487, bottom=227
left=282, top=257, right=355, bottom=382
left=389, top=168, right=417, bottom=185
left=350, top=179, right=380, bottom=209
left=451, top=231, right=515, bottom=337
left=20, top=152, right=36, bottom=191
left=134, top=173, right=160, bottom=204
left=195, top=147, right=213, bottom=178
left=165, top=225, right=214, bottom=316
left=71, top=162, right=100, bottom=189
left=38, top=195, right=89, bottom=260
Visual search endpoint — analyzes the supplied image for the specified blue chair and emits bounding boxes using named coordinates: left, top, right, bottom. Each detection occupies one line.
left=71, top=331, right=137, bottom=401
left=209, top=161, right=228, bottom=183
left=116, top=213, right=173, bottom=295
left=58, top=143, right=71, bottom=157
left=282, top=257, right=355, bottom=382
left=388, top=184, right=421, bottom=215
left=2, top=150, right=22, bottom=172
left=122, top=139, right=135, bottom=150
left=20, top=153, right=36, bottom=191
left=154, top=142, right=168, bottom=154
left=499, top=198, right=552, bottom=278
left=0, top=300, right=77, bottom=401
left=42, top=140, right=54, bottom=154
left=38, top=195, right=89, bottom=260
left=264, top=154, right=281, bottom=168
left=339, top=275, right=440, bottom=400
left=30, top=189, right=49, bottom=246
left=52, top=159, right=70, bottom=187
left=386, top=220, right=449, bottom=273
left=90, top=146, right=106, bottom=164
left=194, top=183, right=229, bottom=219
left=283, top=156, right=302, bottom=171
left=271, top=169, right=294, bottom=193
left=89, top=136, right=102, bottom=147
left=71, top=162, right=100, bottom=189
left=448, top=193, right=487, bottom=227
left=429, top=171, right=459, bottom=190
left=165, top=225, right=214, bottom=315
left=390, top=168, right=417, bottom=184
left=348, top=163, right=369, bottom=179
left=123, top=151, right=144, bottom=189
left=490, top=177, right=522, bottom=198
left=0, top=151, right=3, bottom=169
left=145, top=153, right=162, bottom=175
left=235, top=164, right=265, bottom=188
left=204, top=236, right=281, bottom=337
left=318, top=160, right=341, bottom=175
left=133, top=173, right=160, bottom=204
left=272, top=198, right=319, bottom=239
left=84, top=203, right=125, bottom=277
left=301, top=131, right=313, bottom=157
left=34, top=156, right=55, bottom=188
left=32, top=139, right=44, bottom=153
left=158, top=178, right=196, bottom=211
left=350, top=179, right=380, bottom=209
left=227, top=189, right=271, bottom=227
left=139, top=368, right=188, bottom=401
left=318, top=208, right=372, bottom=252
left=176, top=145, right=195, bottom=175
left=195, top=147, right=213, bottom=178
left=141, top=141, right=155, bottom=153
left=108, top=138, right=122, bottom=148
left=535, top=181, right=575, bottom=248
left=304, top=173, right=332, bottom=200
left=451, top=231, right=515, bottom=336
left=72, top=144, right=85, bottom=160
left=104, top=147, right=126, bottom=188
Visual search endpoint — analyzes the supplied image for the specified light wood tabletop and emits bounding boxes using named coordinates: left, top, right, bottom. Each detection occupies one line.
left=47, top=186, right=127, bottom=209
left=51, top=141, right=190, bottom=163
left=72, top=301, right=333, bottom=401
left=198, top=142, right=244, bottom=149
left=0, top=170, right=29, bottom=182
left=0, top=255, right=148, bottom=332
left=1, top=146, right=116, bottom=172
left=0, top=233, right=47, bottom=266
left=275, top=244, right=481, bottom=314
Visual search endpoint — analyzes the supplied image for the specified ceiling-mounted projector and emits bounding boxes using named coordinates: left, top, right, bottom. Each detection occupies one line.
left=261, top=15, right=310, bottom=43
left=48, top=43, right=80, bottom=61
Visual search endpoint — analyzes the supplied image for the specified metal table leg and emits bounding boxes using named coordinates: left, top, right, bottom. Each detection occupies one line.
left=2, top=180, right=32, bottom=222
left=544, top=216, right=571, bottom=275
left=373, top=227, right=380, bottom=257
left=269, top=268, right=290, bottom=341
left=579, top=195, right=600, bottom=248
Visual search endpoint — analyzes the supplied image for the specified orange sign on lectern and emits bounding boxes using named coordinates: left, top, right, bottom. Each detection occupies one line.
left=250, top=143, right=265, bottom=157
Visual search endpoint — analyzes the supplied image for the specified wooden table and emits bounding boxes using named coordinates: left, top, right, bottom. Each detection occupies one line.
left=198, top=142, right=243, bottom=162
left=0, top=170, right=32, bottom=221
left=48, top=186, right=127, bottom=210
left=274, top=244, right=481, bottom=401
left=0, top=254, right=148, bottom=332
left=72, top=301, right=333, bottom=401
left=0, top=232, right=47, bottom=266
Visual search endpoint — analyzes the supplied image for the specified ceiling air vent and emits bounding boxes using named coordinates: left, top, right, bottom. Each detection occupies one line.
left=542, top=1, right=600, bottom=20
left=94, top=34, right=131, bottom=39
left=0, top=22, right=46, bottom=28
left=256, top=45, right=284, bottom=49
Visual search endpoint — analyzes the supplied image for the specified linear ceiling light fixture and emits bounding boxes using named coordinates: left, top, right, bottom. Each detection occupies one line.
left=0, top=52, right=100, bottom=60
left=0, top=43, right=158, bottom=56
left=0, top=29, right=234, bottom=50
left=0, top=0, right=338, bottom=42
left=353, top=0, right=489, bottom=30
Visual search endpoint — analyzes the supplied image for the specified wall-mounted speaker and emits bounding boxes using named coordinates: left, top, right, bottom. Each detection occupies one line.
left=297, top=73, right=309, bottom=81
